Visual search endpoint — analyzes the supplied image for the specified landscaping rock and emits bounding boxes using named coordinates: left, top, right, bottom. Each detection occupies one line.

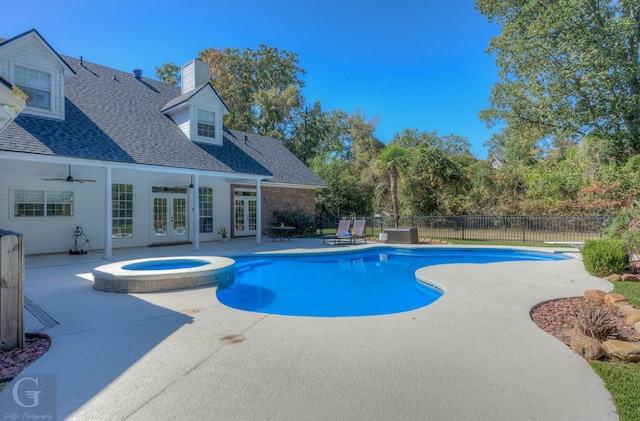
left=602, top=340, right=640, bottom=362
left=584, top=289, right=607, bottom=303
left=605, top=274, right=622, bottom=282
left=604, top=293, right=629, bottom=308
left=570, top=334, right=605, bottom=360
left=626, top=311, right=640, bottom=326
left=621, top=273, right=640, bottom=282
left=618, top=305, right=638, bottom=316
left=635, top=322, right=640, bottom=335
left=555, top=326, right=579, bottom=346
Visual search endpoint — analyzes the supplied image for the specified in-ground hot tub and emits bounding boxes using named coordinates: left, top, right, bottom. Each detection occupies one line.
left=93, top=256, right=235, bottom=293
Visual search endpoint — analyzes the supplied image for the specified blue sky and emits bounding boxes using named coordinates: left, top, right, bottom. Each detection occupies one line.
left=3, top=0, right=501, bottom=158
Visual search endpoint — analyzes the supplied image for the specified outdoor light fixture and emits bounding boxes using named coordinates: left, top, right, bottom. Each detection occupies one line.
left=0, top=76, right=27, bottom=134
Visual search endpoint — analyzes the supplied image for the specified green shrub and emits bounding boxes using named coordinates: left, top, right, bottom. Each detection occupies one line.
left=582, top=238, right=629, bottom=277
left=602, top=207, right=634, bottom=239
left=603, top=203, right=640, bottom=267
left=273, top=207, right=315, bottom=236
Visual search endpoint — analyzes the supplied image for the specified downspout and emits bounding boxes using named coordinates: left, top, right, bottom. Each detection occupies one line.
left=104, top=166, right=113, bottom=259
left=192, top=174, right=200, bottom=250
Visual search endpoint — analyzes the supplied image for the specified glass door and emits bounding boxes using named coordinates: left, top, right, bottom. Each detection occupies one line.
left=234, top=191, right=257, bottom=236
left=153, top=197, right=168, bottom=238
left=151, top=188, right=189, bottom=243
left=172, top=197, right=187, bottom=237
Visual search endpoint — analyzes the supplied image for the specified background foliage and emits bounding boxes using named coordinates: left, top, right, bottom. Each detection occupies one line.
left=157, top=1, right=639, bottom=224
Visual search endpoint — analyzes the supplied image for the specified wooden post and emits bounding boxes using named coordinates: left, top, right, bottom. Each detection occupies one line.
left=0, top=230, right=24, bottom=351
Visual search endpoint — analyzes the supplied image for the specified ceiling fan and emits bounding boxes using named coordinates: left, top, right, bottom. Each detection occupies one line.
left=41, top=165, right=96, bottom=183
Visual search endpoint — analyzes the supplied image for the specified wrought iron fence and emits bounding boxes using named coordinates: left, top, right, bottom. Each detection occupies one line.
left=399, top=215, right=610, bottom=243
left=322, top=215, right=611, bottom=244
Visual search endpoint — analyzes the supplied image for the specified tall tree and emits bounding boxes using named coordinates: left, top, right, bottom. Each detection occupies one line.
left=378, top=143, right=408, bottom=226
left=286, top=101, right=327, bottom=165
left=155, top=62, right=180, bottom=85
left=391, top=128, right=475, bottom=215
left=476, top=0, right=640, bottom=162
left=197, top=44, right=307, bottom=140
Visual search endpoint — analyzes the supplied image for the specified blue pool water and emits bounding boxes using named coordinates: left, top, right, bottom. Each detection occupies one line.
left=123, top=259, right=209, bottom=271
left=216, top=247, right=568, bottom=317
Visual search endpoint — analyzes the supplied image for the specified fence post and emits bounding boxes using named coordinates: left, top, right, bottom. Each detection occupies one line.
left=522, top=216, right=526, bottom=243
left=0, top=230, right=24, bottom=351
left=462, top=216, right=466, bottom=241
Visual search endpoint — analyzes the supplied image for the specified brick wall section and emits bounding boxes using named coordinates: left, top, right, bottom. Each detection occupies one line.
left=262, top=186, right=316, bottom=227
left=229, top=184, right=316, bottom=236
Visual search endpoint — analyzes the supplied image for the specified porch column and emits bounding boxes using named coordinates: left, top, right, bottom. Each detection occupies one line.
left=192, top=174, right=200, bottom=251
left=104, top=166, right=113, bottom=259
left=256, top=179, right=262, bottom=245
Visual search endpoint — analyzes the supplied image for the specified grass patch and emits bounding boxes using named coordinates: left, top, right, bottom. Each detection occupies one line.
left=591, top=361, right=640, bottom=421
left=589, top=281, right=640, bottom=421
left=611, top=281, right=640, bottom=307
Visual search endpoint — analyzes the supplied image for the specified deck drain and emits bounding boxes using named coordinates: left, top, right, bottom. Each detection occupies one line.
left=181, top=308, right=200, bottom=314
left=220, top=334, right=245, bottom=344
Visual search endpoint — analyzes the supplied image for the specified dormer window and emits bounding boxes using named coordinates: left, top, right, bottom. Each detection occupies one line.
left=15, top=65, right=51, bottom=110
left=197, top=109, right=216, bottom=139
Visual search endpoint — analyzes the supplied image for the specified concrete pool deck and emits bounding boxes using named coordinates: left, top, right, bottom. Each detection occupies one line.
left=5, top=239, right=618, bottom=420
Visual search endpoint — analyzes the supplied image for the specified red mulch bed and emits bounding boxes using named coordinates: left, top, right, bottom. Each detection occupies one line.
left=531, top=297, right=639, bottom=346
left=0, top=334, right=51, bottom=392
left=531, top=261, right=640, bottom=360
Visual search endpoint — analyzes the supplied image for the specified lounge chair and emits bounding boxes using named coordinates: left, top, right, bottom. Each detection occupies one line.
left=350, top=219, right=367, bottom=243
left=322, top=219, right=352, bottom=245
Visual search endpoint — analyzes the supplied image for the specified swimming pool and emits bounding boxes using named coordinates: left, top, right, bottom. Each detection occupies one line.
left=122, top=258, right=210, bottom=271
left=216, top=247, right=568, bottom=317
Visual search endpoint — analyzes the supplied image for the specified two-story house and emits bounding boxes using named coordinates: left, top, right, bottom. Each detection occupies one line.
left=0, top=29, right=325, bottom=256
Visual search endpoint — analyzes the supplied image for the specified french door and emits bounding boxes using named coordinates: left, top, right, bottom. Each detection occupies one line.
left=152, top=192, right=188, bottom=243
left=234, top=191, right=257, bottom=236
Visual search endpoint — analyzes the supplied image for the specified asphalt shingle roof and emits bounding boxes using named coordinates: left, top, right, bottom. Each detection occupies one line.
left=0, top=36, right=325, bottom=187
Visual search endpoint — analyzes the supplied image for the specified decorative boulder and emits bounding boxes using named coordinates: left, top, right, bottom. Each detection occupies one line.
left=555, top=327, right=575, bottom=346
left=604, top=293, right=629, bottom=308
left=636, top=322, right=640, bottom=335
left=584, top=289, right=607, bottom=303
left=626, top=311, right=640, bottom=326
left=605, top=274, right=622, bottom=282
left=618, top=305, right=639, bottom=316
left=621, top=273, right=640, bottom=282
left=570, top=334, right=605, bottom=360
left=602, top=340, right=640, bottom=362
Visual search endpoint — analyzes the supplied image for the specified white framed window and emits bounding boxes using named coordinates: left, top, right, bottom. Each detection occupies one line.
left=112, top=184, right=133, bottom=238
left=14, top=190, right=73, bottom=217
left=199, top=187, right=213, bottom=233
left=197, top=109, right=215, bottom=139
left=15, top=65, right=51, bottom=110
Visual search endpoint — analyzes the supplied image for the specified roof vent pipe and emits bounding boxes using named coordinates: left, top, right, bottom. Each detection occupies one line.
left=133, top=68, right=142, bottom=80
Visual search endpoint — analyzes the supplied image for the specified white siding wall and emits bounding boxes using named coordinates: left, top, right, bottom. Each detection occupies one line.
left=0, top=160, right=234, bottom=255
left=0, top=36, right=65, bottom=120
left=0, top=162, right=104, bottom=254
left=171, top=107, right=190, bottom=140
left=210, top=179, right=230, bottom=240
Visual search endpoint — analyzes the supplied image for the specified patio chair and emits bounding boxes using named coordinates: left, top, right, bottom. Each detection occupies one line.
left=322, top=219, right=352, bottom=245
left=350, top=219, right=367, bottom=243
